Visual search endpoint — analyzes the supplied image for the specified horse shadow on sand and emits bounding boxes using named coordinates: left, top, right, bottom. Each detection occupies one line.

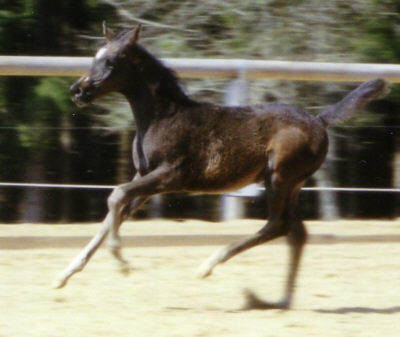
left=238, top=289, right=400, bottom=314
left=166, top=289, right=400, bottom=314
left=314, top=306, right=400, bottom=314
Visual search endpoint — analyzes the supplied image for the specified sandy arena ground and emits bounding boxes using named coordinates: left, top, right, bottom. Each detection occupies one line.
left=1, top=219, right=400, bottom=337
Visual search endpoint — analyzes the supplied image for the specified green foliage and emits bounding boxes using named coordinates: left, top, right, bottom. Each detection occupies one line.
left=0, top=0, right=116, bottom=151
left=14, top=77, right=75, bottom=149
left=35, top=78, right=72, bottom=113
left=0, top=0, right=399, bottom=222
left=110, top=0, right=398, bottom=117
left=352, top=3, right=400, bottom=63
left=1, top=0, right=400, bottom=153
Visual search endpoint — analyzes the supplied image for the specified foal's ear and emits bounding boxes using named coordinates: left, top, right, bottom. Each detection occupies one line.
left=126, top=24, right=142, bottom=44
left=102, top=21, right=116, bottom=41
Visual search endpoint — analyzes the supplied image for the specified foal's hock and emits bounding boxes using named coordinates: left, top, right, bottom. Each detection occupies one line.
left=56, top=23, right=388, bottom=309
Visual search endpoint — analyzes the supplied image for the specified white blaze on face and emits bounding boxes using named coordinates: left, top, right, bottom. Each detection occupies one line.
left=95, top=47, right=108, bottom=60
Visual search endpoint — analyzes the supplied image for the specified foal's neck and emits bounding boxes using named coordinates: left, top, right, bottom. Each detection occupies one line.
left=121, top=49, right=200, bottom=175
left=123, top=86, right=154, bottom=176
left=123, top=84, right=154, bottom=134
left=124, top=47, right=199, bottom=124
left=122, top=72, right=183, bottom=175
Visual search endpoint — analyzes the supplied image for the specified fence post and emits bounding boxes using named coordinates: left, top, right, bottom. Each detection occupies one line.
left=314, top=130, right=340, bottom=220
left=220, top=70, right=263, bottom=220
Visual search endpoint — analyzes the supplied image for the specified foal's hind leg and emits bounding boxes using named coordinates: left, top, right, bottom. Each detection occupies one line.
left=244, top=184, right=306, bottom=309
left=197, top=171, right=290, bottom=278
left=282, top=186, right=307, bottom=307
left=54, top=167, right=170, bottom=288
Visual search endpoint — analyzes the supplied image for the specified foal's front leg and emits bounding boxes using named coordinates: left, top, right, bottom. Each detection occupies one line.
left=54, top=167, right=170, bottom=288
left=106, top=173, right=143, bottom=257
left=107, top=196, right=148, bottom=271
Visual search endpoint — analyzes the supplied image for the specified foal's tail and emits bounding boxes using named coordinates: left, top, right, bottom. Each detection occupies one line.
left=317, top=78, right=389, bottom=127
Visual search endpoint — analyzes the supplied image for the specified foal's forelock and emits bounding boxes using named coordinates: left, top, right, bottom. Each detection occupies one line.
left=95, top=47, right=108, bottom=60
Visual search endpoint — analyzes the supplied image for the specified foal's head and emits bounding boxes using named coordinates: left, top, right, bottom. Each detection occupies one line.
left=70, top=22, right=142, bottom=106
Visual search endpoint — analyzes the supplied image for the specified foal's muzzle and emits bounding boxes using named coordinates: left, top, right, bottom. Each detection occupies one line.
left=70, top=81, right=94, bottom=107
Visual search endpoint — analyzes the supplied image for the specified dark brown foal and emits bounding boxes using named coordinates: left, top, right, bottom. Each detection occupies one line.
left=55, top=23, right=388, bottom=309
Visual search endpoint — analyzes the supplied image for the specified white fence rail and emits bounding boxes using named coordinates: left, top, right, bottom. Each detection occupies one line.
left=1, top=55, right=399, bottom=220
left=1, top=56, right=400, bottom=82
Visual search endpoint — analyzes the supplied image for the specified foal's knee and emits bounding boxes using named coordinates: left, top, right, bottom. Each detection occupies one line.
left=107, top=187, right=126, bottom=211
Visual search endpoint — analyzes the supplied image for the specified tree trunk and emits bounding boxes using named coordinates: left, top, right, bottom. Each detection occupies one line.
left=20, top=154, right=45, bottom=222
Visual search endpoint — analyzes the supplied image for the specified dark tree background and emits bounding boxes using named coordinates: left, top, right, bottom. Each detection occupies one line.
left=0, top=0, right=399, bottom=223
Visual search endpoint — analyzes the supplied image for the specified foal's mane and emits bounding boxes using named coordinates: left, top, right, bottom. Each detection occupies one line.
left=119, top=31, right=199, bottom=107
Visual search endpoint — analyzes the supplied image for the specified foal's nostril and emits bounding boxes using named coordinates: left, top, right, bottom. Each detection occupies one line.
left=70, top=83, right=82, bottom=96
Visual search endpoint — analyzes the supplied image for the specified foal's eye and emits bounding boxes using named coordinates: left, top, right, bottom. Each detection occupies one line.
left=105, top=59, right=114, bottom=69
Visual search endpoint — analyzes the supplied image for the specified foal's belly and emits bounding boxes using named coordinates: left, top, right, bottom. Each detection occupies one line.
left=184, top=163, right=265, bottom=194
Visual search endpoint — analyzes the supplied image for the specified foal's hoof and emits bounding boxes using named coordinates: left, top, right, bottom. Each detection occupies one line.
left=52, top=275, right=68, bottom=289
left=242, top=289, right=290, bottom=310
left=117, top=258, right=133, bottom=276
left=196, top=260, right=214, bottom=279
left=110, top=246, right=127, bottom=263
left=109, top=247, right=132, bottom=275
left=196, top=248, right=226, bottom=278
